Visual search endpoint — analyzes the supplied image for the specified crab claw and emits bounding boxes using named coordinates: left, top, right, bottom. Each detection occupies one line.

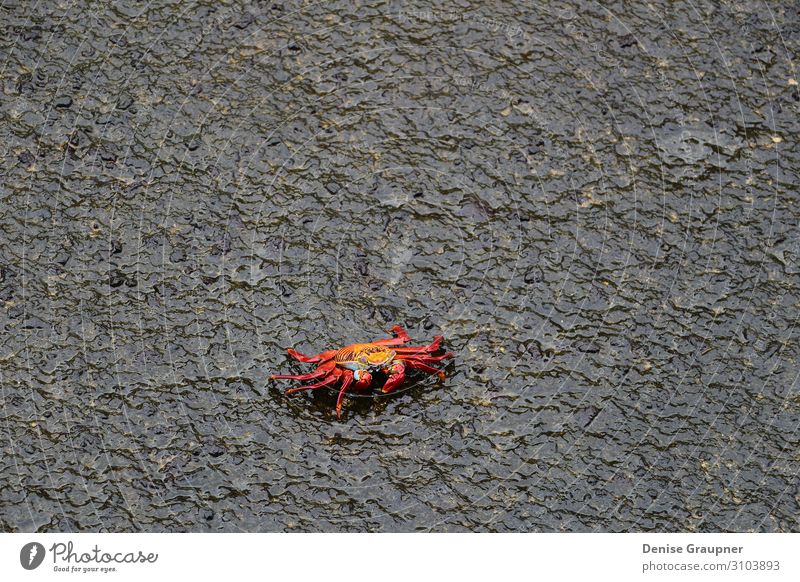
left=353, top=370, right=372, bottom=390
left=381, top=361, right=406, bottom=394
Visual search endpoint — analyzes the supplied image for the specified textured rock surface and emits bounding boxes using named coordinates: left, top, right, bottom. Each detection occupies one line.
left=0, top=0, right=798, bottom=531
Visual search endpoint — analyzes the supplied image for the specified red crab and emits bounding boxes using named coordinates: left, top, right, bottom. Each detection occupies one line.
left=271, top=326, right=453, bottom=418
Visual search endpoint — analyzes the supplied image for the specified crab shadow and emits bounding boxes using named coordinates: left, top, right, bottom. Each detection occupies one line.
left=269, top=361, right=457, bottom=420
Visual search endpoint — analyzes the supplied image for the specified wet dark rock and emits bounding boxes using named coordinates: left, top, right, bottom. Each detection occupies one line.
left=108, top=270, right=127, bottom=288
left=54, top=95, right=72, bottom=109
left=0, top=0, right=797, bottom=535
left=235, top=12, right=255, bottom=29
left=115, top=94, right=134, bottom=110
left=617, top=34, right=638, bottom=49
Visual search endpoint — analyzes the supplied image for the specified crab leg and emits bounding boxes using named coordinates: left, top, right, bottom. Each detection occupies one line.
left=391, top=336, right=443, bottom=354
left=270, top=360, right=336, bottom=381
left=286, top=347, right=338, bottom=363
left=404, top=359, right=447, bottom=381
left=381, top=361, right=406, bottom=394
left=285, top=368, right=341, bottom=394
left=335, top=370, right=355, bottom=418
left=370, top=325, right=412, bottom=346
left=397, top=351, right=453, bottom=363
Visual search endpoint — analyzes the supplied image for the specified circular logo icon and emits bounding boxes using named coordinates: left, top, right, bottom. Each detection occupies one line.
left=20, top=542, right=45, bottom=570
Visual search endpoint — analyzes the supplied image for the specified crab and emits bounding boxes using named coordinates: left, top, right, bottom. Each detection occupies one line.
left=270, top=325, right=453, bottom=418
